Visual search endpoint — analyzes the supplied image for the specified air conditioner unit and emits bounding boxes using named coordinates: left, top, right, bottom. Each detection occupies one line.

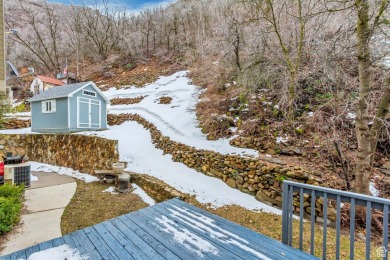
left=4, top=163, right=31, bottom=187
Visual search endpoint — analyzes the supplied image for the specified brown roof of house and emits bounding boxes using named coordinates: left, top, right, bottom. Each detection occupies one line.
left=37, top=75, right=64, bottom=86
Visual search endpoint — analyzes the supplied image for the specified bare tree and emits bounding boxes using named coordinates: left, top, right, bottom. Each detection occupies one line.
left=71, top=0, right=129, bottom=60
left=7, top=1, right=67, bottom=76
left=352, top=0, right=389, bottom=194
left=249, top=0, right=322, bottom=121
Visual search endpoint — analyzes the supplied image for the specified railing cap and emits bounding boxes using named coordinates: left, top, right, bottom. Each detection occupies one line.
left=283, top=180, right=390, bottom=206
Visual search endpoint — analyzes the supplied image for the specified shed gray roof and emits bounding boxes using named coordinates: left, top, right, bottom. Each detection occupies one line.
left=28, top=82, right=91, bottom=102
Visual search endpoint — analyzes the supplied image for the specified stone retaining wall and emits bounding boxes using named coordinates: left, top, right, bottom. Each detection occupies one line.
left=108, top=113, right=334, bottom=222
left=131, top=173, right=189, bottom=202
left=1, top=119, right=31, bottom=129
left=0, top=134, right=119, bottom=174
left=110, top=96, right=145, bottom=105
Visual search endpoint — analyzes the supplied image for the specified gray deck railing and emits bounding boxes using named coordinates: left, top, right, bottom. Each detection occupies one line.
left=282, top=180, right=390, bottom=260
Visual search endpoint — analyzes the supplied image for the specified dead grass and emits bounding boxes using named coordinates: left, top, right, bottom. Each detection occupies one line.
left=61, top=180, right=149, bottom=235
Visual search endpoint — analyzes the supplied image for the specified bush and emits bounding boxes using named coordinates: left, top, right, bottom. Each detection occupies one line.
left=0, top=184, right=24, bottom=234
left=0, top=184, right=24, bottom=198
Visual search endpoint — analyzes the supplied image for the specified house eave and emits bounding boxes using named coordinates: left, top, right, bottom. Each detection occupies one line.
left=28, top=95, right=69, bottom=102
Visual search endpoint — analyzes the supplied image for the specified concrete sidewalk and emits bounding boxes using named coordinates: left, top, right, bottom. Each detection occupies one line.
left=0, top=172, right=76, bottom=256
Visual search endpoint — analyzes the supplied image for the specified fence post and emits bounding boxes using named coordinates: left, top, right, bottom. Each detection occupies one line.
left=281, top=181, right=289, bottom=244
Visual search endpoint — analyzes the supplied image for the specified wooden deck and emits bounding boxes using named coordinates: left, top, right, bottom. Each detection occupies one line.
left=1, top=198, right=318, bottom=260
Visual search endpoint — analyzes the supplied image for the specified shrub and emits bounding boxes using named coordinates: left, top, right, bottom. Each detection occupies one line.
left=0, top=184, right=24, bottom=234
left=0, top=184, right=24, bottom=198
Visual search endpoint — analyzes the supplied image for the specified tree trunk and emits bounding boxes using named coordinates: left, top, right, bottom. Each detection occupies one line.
left=369, top=89, right=390, bottom=165
left=287, top=72, right=297, bottom=122
left=354, top=0, right=372, bottom=195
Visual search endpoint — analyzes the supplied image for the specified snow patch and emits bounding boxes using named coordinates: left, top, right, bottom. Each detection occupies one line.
left=29, top=162, right=98, bottom=183
left=347, top=113, right=356, bottom=119
left=30, top=174, right=38, bottom=182
left=81, top=121, right=283, bottom=213
left=0, top=128, right=33, bottom=134
left=369, top=182, right=379, bottom=197
left=276, top=136, right=288, bottom=143
left=132, top=184, right=155, bottom=206
left=104, top=71, right=258, bottom=157
left=155, top=215, right=220, bottom=257
left=4, top=112, right=31, bottom=117
left=167, top=205, right=272, bottom=259
left=102, top=186, right=118, bottom=195
left=26, top=244, right=89, bottom=260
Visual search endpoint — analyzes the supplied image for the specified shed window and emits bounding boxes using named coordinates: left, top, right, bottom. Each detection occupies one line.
left=42, top=100, right=56, bottom=113
left=83, top=90, right=96, bottom=97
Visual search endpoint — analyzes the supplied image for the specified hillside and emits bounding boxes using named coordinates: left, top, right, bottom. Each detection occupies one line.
left=3, top=0, right=390, bottom=198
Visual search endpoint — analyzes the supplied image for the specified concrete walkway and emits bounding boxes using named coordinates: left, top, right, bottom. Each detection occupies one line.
left=0, top=172, right=76, bottom=256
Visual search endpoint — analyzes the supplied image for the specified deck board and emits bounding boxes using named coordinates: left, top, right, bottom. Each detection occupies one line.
left=144, top=204, right=249, bottom=260
left=151, top=201, right=287, bottom=260
left=135, top=208, right=238, bottom=260
left=109, top=217, right=165, bottom=260
left=67, top=230, right=103, bottom=260
left=125, top=211, right=199, bottom=259
left=167, top=199, right=316, bottom=260
left=1, top=198, right=318, bottom=260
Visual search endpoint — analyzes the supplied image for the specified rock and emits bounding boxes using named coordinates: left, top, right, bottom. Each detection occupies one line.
left=265, top=148, right=276, bottom=155
left=280, top=149, right=294, bottom=155
left=210, top=168, right=223, bottom=177
left=226, top=178, right=236, bottom=188
left=236, top=175, right=244, bottom=184
left=316, top=217, right=334, bottom=226
left=382, top=161, right=390, bottom=170
left=255, top=190, right=282, bottom=207
left=293, top=148, right=302, bottom=155
left=327, top=207, right=337, bottom=221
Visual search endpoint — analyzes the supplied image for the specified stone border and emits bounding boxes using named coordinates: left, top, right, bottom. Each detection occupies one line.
left=1, top=119, right=31, bottom=130
left=130, top=173, right=189, bottom=202
left=108, top=113, right=335, bottom=222
left=110, top=96, right=146, bottom=105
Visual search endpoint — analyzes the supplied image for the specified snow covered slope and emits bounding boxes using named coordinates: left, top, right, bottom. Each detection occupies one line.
left=105, top=71, right=259, bottom=157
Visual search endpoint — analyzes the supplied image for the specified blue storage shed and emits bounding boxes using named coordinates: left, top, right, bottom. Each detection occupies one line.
left=28, top=81, right=109, bottom=133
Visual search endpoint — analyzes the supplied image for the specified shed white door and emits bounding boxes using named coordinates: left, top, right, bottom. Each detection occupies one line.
left=77, top=97, right=101, bottom=128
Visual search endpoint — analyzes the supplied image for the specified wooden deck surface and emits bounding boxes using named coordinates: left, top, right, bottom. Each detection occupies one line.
left=1, top=198, right=318, bottom=260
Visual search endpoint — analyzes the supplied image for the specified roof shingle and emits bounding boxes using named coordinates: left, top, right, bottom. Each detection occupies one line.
left=28, top=82, right=90, bottom=102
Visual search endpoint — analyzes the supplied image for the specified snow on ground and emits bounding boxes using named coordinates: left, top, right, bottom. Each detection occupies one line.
left=347, top=112, right=356, bottom=119
left=80, top=121, right=283, bottom=214
left=369, top=182, right=379, bottom=197
left=102, top=186, right=118, bottom=195
left=26, top=244, right=88, bottom=260
left=0, top=127, right=32, bottom=134
left=29, top=162, right=98, bottom=183
left=4, top=112, right=31, bottom=117
left=132, top=184, right=156, bottom=206
left=30, top=174, right=38, bottom=182
left=104, top=71, right=259, bottom=157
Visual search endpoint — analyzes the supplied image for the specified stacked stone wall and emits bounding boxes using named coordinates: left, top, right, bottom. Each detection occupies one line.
left=1, top=119, right=31, bottom=129
left=108, top=113, right=335, bottom=222
left=0, top=134, right=119, bottom=174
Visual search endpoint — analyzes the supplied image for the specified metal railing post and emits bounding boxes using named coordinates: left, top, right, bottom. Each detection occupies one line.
left=279, top=180, right=390, bottom=260
left=281, top=181, right=289, bottom=245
